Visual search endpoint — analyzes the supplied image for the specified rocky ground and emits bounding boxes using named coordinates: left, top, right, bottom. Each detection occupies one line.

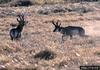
left=0, top=2, right=100, bottom=70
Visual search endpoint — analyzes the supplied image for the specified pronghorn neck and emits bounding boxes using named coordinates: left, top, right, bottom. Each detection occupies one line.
left=16, top=24, right=24, bottom=32
left=59, top=27, right=63, bottom=31
left=59, top=27, right=65, bottom=34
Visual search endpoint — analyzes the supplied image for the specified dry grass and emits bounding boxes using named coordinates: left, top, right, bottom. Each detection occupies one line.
left=0, top=54, right=12, bottom=63
left=0, top=2, right=100, bottom=70
left=0, top=0, right=65, bottom=6
left=30, top=0, right=64, bottom=5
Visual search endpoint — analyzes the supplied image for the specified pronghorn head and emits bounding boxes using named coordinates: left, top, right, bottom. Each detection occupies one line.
left=52, top=20, right=61, bottom=32
left=17, top=14, right=28, bottom=27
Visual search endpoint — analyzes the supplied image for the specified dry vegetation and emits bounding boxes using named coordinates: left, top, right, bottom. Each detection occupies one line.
left=0, top=1, right=100, bottom=70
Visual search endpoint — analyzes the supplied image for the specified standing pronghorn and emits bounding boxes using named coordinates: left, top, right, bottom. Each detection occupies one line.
left=10, top=14, right=27, bottom=40
left=52, top=20, right=85, bottom=41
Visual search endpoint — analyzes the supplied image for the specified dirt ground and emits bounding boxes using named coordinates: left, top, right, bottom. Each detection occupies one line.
left=0, top=2, right=100, bottom=70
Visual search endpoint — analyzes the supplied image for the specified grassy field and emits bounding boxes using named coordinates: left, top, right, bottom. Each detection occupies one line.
left=0, top=0, right=99, bottom=5
left=0, top=0, right=65, bottom=4
left=0, top=1, right=100, bottom=70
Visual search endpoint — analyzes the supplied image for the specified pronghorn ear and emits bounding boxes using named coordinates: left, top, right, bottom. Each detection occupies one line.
left=59, top=23, right=61, bottom=26
left=56, top=20, right=59, bottom=25
left=18, top=14, right=21, bottom=20
left=17, top=14, right=25, bottom=21
left=17, top=18, right=20, bottom=22
left=20, top=14, right=25, bottom=21
left=52, top=20, right=56, bottom=26
left=56, top=20, right=61, bottom=26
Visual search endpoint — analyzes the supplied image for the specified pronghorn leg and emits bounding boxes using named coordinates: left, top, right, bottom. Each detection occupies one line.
left=61, top=35, right=65, bottom=43
left=70, top=35, right=73, bottom=39
left=11, top=36, right=13, bottom=40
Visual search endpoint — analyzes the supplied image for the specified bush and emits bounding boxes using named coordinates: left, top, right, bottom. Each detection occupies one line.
left=34, top=50, right=56, bottom=60
left=0, top=0, right=12, bottom=4
left=14, top=0, right=33, bottom=7
left=37, top=5, right=66, bottom=15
